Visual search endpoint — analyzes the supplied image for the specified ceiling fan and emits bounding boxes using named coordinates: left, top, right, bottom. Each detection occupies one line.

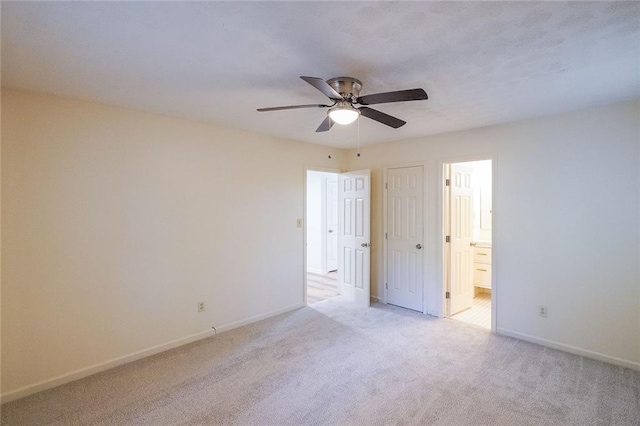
left=257, top=76, right=428, bottom=132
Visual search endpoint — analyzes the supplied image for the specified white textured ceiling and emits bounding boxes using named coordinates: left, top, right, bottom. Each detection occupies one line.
left=2, top=1, right=639, bottom=148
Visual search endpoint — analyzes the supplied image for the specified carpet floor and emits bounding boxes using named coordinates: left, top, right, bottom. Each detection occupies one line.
left=2, top=297, right=639, bottom=425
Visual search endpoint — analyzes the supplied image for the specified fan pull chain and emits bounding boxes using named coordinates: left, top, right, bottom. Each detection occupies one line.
left=356, top=114, right=361, bottom=158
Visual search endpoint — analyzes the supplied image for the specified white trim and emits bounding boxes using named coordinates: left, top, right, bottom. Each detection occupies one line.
left=440, top=163, right=449, bottom=319
left=382, top=162, right=428, bottom=313
left=214, top=302, right=304, bottom=334
left=304, top=165, right=342, bottom=174
left=0, top=329, right=213, bottom=404
left=0, top=302, right=304, bottom=404
left=490, top=157, right=498, bottom=332
left=382, top=166, right=389, bottom=305
left=497, top=327, right=640, bottom=371
left=320, top=174, right=328, bottom=273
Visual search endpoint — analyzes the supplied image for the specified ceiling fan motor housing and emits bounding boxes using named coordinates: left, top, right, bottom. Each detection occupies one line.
left=257, top=75, right=427, bottom=132
left=327, top=77, right=362, bottom=101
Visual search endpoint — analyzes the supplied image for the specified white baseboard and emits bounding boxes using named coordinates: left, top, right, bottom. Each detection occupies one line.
left=1, top=302, right=305, bottom=404
left=497, top=327, right=640, bottom=371
left=306, top=268, right=325, bottom=276
left=0, top=328, right=216, bottom=404
left=214, top=302, right=304, bottom=334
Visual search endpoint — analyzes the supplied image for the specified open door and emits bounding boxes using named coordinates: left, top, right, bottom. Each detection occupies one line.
left=448, top=164, right=474, bottom=315
left=338, top=169, right=371, bottom=307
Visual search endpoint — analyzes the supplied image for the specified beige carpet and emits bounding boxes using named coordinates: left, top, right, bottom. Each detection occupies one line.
left=2, top=297, right=638, bottom=425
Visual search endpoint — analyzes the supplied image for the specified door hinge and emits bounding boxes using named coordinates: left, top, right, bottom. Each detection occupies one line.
left=445, top=178, right=450, bottom=186
left=446, top=291, right=450, bottom=299
left=385, top=182, right=388, bottom=189
left=385, top=283, right=388, bottom=290
left=385, top=232, right=388, bottom=240
left=446, top=235, right=450, bottom=243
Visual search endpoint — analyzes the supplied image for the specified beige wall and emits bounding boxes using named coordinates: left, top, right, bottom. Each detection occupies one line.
left=346, top=100, right=640, bottom=368
left=1, top=89, right=347, bottom=398
left=2, top=89, right=639, bottom=401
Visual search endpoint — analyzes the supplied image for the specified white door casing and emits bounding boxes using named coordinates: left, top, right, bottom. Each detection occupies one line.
left=386, top=166, right=424, bottom=312
left=326, top=179, right=338, bottom=272
left=338, top=169, right=371, bottom=307
left=448, top=164, right=474, bottom=315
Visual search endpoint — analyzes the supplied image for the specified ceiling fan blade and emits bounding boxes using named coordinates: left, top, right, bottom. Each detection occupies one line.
left=300, top=76, right=343, bottom=100
left=257, top=104, right=330, bottom=112
left=356, top=88, right=428, bottom=105
left=315, top=116, right=334, bottom=132
left=358, top=107, right=406, bottom=128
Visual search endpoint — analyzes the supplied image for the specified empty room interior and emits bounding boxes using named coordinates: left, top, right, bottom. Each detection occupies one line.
left=1, top=2, right=639, bottom=425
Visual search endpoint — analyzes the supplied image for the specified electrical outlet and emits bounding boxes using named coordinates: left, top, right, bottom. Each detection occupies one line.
left=198, top=301, right=205, bottom=312
left=538, top=306, right=547, bottom=317
left=296, top=218, right=303, bottom=228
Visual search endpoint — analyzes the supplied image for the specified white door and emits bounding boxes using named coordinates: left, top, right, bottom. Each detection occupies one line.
left=386, top=166, right=424, bottom=312
left=326, top=179, right=338, bottom=272
left=448, top=164, right=474, bottom=315
left=338, top=169, right=371, bottom=307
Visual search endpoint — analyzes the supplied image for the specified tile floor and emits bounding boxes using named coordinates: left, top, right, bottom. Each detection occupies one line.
left=450, top=291, right=491, bottom=329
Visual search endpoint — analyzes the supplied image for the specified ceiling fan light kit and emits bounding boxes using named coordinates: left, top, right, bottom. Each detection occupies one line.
left=257, top=76, right=428, bottom=133
left=328, top=102, right=360, bottom=125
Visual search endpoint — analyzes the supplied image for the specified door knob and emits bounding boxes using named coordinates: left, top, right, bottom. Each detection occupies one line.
left=361, top=242, right=371, bottom=248
left=416, top=244, right=422, bottom=249
left=328, top=230, right=334, bottom=233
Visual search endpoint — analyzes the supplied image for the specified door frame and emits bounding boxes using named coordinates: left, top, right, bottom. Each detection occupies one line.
left=382, top=162, right=428, bottom=313
left=439, top=155, right=497, bottom=332
left=303, top=166, right=342, bottom=306
left=325, top=178, right=339, bottom=273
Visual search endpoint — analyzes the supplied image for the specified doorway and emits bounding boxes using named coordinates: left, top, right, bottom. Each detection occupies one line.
left=304, top=169, right=372, bottom=307
left=306, top=170, right=340, bottom=305
left=444, top=159, right=493, bottom=329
